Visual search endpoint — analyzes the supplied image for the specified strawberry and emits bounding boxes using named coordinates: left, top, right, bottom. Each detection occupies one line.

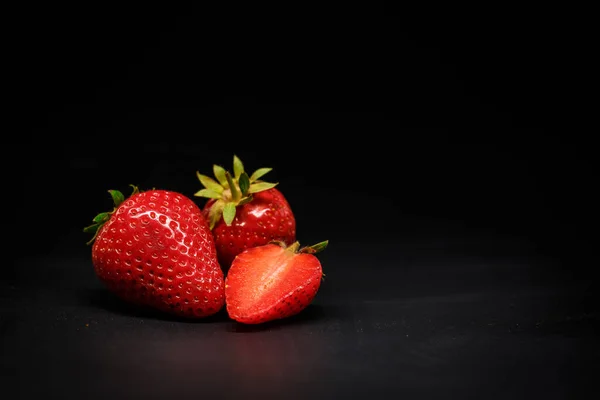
left=84, top=186, right=225, bottom=318
left=225, top=240, right=328, bottom=324
left=194, top=155, right=296, bottom=272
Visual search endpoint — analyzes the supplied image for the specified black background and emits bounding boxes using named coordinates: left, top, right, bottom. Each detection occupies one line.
left=4, top=5, right=598, bottom=399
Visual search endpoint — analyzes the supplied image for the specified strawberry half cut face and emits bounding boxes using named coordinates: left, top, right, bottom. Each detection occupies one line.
left=225, top=240, right=327, bottom=324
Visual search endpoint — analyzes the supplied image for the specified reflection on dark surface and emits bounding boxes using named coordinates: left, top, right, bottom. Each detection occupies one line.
left=226, top=327, right=327, bottom=397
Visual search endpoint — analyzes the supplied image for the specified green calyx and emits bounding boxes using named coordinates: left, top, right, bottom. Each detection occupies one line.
left=270, top=240, right=329, bottom=255
left=299, top=240, right=329, bottom=254
left=194, top=155, right=278, bottom=229
left=83, top=185, right=140, bottom=245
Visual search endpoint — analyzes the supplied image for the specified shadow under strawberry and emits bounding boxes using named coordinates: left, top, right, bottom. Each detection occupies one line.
left=226, top=304, right=326, bottom=332
left=86, top=288, right=230, bottom=323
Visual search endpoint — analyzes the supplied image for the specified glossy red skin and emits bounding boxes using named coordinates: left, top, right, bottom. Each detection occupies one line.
left=202, top=188, right=296, bottom=272
left=91, top=190, right=225, bottom=318
left=225, top=243, right=323, bottom=324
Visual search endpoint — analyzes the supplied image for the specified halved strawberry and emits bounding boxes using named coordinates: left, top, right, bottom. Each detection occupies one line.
left=194, top=155, right=296, bottom=272
left=225, top=240, right=328, bottom=324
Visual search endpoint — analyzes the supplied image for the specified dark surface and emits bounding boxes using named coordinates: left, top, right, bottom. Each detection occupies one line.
left=4, top=5, right=598, bottom=400
left=4, top=233, right=599, bottom=399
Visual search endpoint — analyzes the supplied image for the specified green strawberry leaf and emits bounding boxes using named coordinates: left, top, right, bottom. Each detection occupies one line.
left=213, top=165, right=229, bottom=187
left=109, top=190, right=125, bottom=207
left=92, top=212, right=111, bottom=224
left=83, top=223, right=99, bottom=234
left=194, top=189, right=222, bottom=199
left=233, top=155, right=244, bottom=179
left=248, top=182, right=278, bottom=193
left=196, top=172, right=224, bottom=193
left=207, top=199, right=225, bottom=230
left=239, top=172, right=250, bottom=197
left=301, top=240, right=329, bottom=254
left=238, top=195, right=254, bottom=206
left=223, top=202, right=236, bottom=226
left=250, top=167, right=272, bottom=182
left=83, top=223, right=102, bottom=245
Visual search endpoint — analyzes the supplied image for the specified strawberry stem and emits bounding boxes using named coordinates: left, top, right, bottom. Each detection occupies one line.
left=225, top=171, right=240, bottom=202
left=287, top=241, right=301, bottom=253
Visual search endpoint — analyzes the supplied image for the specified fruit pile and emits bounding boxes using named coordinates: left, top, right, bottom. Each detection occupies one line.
left=84, top=156, right=327, bottom=324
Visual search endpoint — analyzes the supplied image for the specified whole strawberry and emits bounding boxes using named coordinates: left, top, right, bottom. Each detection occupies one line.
left=84, top=186, right=225, bottom=318
left=194, top=155, right=296, bottom=272
left=225, top=240, right=328, bottom=324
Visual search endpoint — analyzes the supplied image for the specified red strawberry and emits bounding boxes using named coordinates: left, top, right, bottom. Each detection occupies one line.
left=194, top=155, right=296, bottom=272
left=225, top=240, right=328, bottom=324
left=84, top=186, right=225, bottom=318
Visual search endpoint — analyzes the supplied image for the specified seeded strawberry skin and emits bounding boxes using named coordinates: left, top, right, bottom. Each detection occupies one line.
left=203, top=188, right=296, bottom=271
left=91, top=190, right=225, bottom=318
